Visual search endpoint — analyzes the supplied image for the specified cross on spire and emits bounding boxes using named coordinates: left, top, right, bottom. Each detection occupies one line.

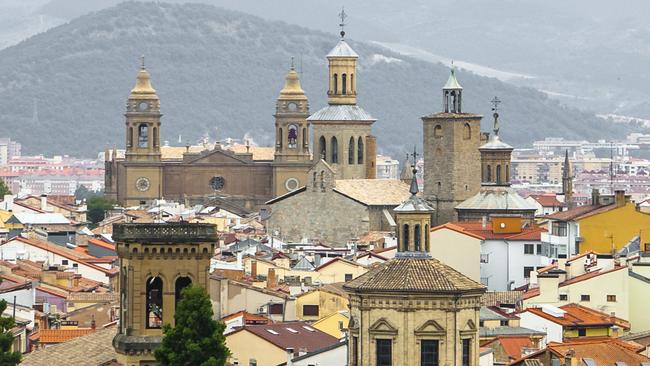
left=290, top=56, right=295, bottom=70
left=140, top=55, right=145, bottom=70
left=410, top=146, right=419, bottom=167
left=491, top=96, right=501, bottom=136
left=339, top=7, right=347, bottom=38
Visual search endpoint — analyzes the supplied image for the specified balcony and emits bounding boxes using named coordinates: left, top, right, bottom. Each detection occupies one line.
left=113, top=223, right=218, bottom=243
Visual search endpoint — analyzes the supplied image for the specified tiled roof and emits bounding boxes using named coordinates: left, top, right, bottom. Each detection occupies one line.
left=487, top=336, right=534, bottom=360
left=434, top=222, right=545, bottom=241
left=66, top=292, right=119, bottom=302
left=87, top=238, right=116, bottom=251
left=39, top=328, right=95, bottom=343
left=21, top=327, right=117, bottom=366
left=11, top=212, right=70, bottom=224
left=527, top=194, right=563, bottom=208
left=481, top=291, right=523, bottom=306
left=333, top=179, right=410, bottom=206
left=343, top=257, right=485, bottom=294
left=456, top=186, right=537, bottom=212
left=512, top=338, right=649, bottom=365
left=222, top=310, right=271, bottom=324
left=315, top=257, right=364, bottom=272
left=233, top=321, right=339, bottom=353
left=522, top=303, right=630, bottom=329
left=479, top=326, right=544, bottom=338
left=326, top=39, right=359, bottom=58
left=545, top=204, right=615, bottom=221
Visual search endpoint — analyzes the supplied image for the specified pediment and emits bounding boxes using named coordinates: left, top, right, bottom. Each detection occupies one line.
left=184, top=148, right=252, bottom=165
left=369, top=318, right=398, bottom=335
left=414, top=319, right=446, bottom=336
left=308, top=159, right=335, bottom=176
left=463, top=319, right=477, bottom=331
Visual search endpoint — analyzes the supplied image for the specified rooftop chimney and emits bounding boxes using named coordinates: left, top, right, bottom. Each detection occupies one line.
left=3, top=195, right=13, bottom=211
left=40, top=194, right=48, bottom=211
left=251, top=260, right=257, bottom=279
left=591, top=188, right=600, bottom=206
left=614, top=190, right=626, bottom=208
left=267, top=268, right=277, bottom=289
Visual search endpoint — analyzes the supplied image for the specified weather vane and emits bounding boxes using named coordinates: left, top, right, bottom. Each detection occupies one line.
left=491, top=96, right=501, bottom=113
left=339, top=7, right=347, bottom=38
left=410, top=146, right=419, bottom=167
left=491, top=96, right=501, bottom=136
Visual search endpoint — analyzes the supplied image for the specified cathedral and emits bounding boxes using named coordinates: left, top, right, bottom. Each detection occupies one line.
left=105, top=29, right=376, bottom=209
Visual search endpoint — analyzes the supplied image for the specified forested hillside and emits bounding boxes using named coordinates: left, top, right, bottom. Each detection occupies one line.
left=0, top=1, right=638, bottom=157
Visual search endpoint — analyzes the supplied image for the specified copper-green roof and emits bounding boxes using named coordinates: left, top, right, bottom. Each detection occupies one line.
left=343, top=256, right=485, bottom=294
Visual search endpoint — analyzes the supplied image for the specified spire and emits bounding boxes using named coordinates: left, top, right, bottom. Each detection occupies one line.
left=443, top=62, right=463, bottom=90
left=278, top=58, right=306, bottom=99
left=563, top=150, right=571, bottom=178
left=480, top=97, right=512, bottom=150
left=399, top=153, right=413, bottom=184
left=409, top=147, right=419, bottom=196
left=130, top=56, right=157, bottom=98
left=442, top=62, right=463, bottom=113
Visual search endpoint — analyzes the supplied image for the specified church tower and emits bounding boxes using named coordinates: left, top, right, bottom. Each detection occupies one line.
left=112, top=223, right=217, bottom=366
left=345, top=168, right=485, bottom=365
left=272, top=60, right=313, bottom=196
left=308, top=12, right=377, bottom=180
left=422, top=66, right=483, bottom=225
left=560, top=150, right=574, bottom=209
left=121, top=58, right=163, bottom=206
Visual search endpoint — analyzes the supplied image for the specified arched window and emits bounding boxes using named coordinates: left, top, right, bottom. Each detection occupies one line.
left=351, top=74, right=354, bottom=93
left=342, top=74, right=347, bottom=95
left=319, top=136, right=326, bottom=161
left=312, top=172, right=317, bottom=188
left=138, top=124, right=148, bottom=148
left=146, top=276, right=163, bottom=328
left=496, top=165, right=502, bottom=184
left=320, top=170, right=325, bottom=191
left=348, top=137, right=355, bottom=164
left=434, top=125, right=443, bottom=138
left=463, top=123, right=471, bottom=140
left=403, top=224, right=410, bottom=251
left=278, top=128, right=283, bottom=149
left=357, top=137, right=364, bottom=164
left=486, top=165, right=492, bottom=182
left=153, top=127, right=158, bottom=148
left=414, top=224, right=421, bottom=251
left=302, top=128, right=307, bottom=148
left=331, top=137, right=338, bottom=163
left=127, top=127, right=133, bottom=147
left=175, top=276, right=192, bottom=309
left=333, top=74, right=338, bottom=94
left=425, top=224, right=430, bottom=252
left=288, top=125, right=298, bottom=148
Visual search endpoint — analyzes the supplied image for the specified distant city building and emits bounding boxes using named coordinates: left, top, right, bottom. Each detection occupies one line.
left=375, top=154, right=399, bottom=179
left=0, top=138, right=21, bottom=166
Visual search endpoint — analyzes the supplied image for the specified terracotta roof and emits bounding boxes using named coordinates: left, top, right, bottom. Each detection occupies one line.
left=545, top=204, right=616, bottom=221
left=66, top=292, right=119, bottom=302
left=232, top=321, right=339, bottom=353
left=20, top=326, right=117, bottom=366
left=433, top=222, right=545, bottom=241
left=222, top=311, right=271, bottom=324
left=87, top=238, right=116, bottom=251
left=487, top=336, right=533, bottom=360
left=343, top=257, right=485, bottom=294
left=39, top=328, right=95, bottom=344
left=511, top=337, right=649, bottom=365
left=36, top=285, right=69, bottom=298
left=522, top=303, right=630, bottom=329
left=333, top=179, right=410, bottom=206
left=559, top=265, right=626, bottom=286
left=527, top=194, right=563, bottom=208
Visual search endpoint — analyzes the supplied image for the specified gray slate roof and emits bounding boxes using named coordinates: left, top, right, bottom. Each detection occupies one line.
left=479, top=326, right=545, bottom=337
left=326, top=39, right=359, bottom=58
left=480, top=135, right=513, bottom=150
left=480, top=306, right=510, bottom=321
left=307, top=105, right=375, bottom=122
left=393, top=196, right=434, bottom=213
left=456, top=186, right=537, bottom=212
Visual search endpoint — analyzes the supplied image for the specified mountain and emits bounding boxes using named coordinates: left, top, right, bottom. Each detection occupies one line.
left=0, top=1, right=641, bottom=157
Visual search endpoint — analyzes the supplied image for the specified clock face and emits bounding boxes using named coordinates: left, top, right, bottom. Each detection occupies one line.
left=137, top=101, right=149, bottom=111
left=210, top=176, right=225, bottom=191
left=135, top=177, right=150, bottom=192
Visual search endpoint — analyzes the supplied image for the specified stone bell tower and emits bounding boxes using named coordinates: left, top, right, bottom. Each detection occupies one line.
left=422, top=65, right=483, bottom=225
left=307, top=10, right=377, bottom=180
left=272, top=59, right=313, bottom=196
left=112, top=223, right=217, bottom=366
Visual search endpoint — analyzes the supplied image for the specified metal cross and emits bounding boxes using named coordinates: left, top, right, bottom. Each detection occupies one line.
left=410, top=146, right=419, bottom=165
left=339, top=7, right=347, bottom=37
left=141, top=55, right=145, bottom=69
left=491, top=96, right=501, bottom=113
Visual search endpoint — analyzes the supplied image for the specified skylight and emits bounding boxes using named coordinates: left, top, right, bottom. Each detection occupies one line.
left=286, top=327, right=298, bottom=333
left=302, top=326, right=315, bottom=332
left=266, top=329, right=279, bottom=335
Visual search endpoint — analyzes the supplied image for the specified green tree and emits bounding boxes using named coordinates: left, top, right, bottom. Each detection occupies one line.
left=0, top=300, right=21, bottom=365
left=86, top=196, right=114, bottom=224
left=0, top=179, right=11, bottom=197
left=155, top=285, right=229, bottom=366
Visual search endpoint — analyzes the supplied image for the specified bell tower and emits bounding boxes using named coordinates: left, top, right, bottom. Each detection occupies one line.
left=121, top=58, right=164, bottom=206
left=422, top=65, right=483, bottom=225
left=125, top=57, right=161, bottom=162
left=272, top=59, right=313, bottom=197
left=113, top=223, right=217, bottom=366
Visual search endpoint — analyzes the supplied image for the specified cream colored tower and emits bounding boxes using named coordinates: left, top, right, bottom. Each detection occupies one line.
left=121, top=59, right=163, bottom=205
left=308, top=30, right=377, bottom=180
left=345, top=180, right=485, bottom=365
left=113, top=223, right=217, bottom=366
left=272, top=61, right=313, bottom=196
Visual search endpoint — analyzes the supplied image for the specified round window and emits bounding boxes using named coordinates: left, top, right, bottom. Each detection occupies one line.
left=285, top=178, right=299, bottom=191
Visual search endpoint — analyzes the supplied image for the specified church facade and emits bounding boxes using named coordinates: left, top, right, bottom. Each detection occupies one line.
left=105, top=32, right=376, bottom=209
